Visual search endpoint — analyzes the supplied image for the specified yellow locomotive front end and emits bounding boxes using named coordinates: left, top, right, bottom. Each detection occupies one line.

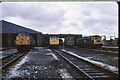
left=49, top=36, right=59, bottom=48
left=15, top=34, right=30, bottom=45
left=91, top=35, right=103, bottom=48
left=15, top=32, right=32, bottom=52
left=50, top=36, right=59, bottom=45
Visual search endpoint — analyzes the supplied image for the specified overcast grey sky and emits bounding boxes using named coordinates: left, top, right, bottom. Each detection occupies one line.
left=1, top=2, right=118, bottom=39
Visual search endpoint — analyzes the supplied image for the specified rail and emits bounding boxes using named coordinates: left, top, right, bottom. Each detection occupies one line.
left=0, top=52, right=27, bottom=70
left=53, top=49, right=118, bottom=80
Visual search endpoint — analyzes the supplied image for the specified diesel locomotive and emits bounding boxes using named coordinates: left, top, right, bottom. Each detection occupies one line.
left=49, top=36, right=59, bottom=48
left=15, top=32, right=35, bottom=52
left=76, top=35, right=103, bottom=48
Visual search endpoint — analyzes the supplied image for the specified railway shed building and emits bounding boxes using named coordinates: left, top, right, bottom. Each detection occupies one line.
left=0, top=20, right=43, bottom=47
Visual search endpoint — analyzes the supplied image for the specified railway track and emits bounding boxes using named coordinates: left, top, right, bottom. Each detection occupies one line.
left=0, top=48, right=10, bottom=51
left=0, top=51, right=18, bottom=60
left=73, top=46, right=118, bottom=54
left=87, top=48, right=118, bottom=54
left=0, top=52, right=27, bottom=70
left=53, top=49, right=118, bottom=80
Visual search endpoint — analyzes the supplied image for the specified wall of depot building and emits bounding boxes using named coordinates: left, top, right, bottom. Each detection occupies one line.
left=0, top=33, right=2, bottom=48
left=2, top=33, right=43, bottom=47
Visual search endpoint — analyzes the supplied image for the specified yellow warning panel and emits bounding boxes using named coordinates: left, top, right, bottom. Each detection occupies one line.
left=15, top=35, right=30, bottom=45
left=50, top=36, right=59, bottom=45
left=50, top=39, right=59, bottom=45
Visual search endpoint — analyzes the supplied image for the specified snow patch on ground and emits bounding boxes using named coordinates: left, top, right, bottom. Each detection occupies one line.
left=1, top=49, right=18, bottom=57
left=47, top=49, right=59, bottom=60
left=86, top=57, right=93, bottom=59
left=114, top=57, right=118, bottom=60
left=34, top=47, right=43, bottom=49
left=61, top=49, right=118, bottom=72
left=47, top=49, right=51, bottom=52
left=57, top=69, right=73, bottom=79
left=0, top=51, right=3, bottom=54
left=30, top=65, right=48, bottom=71
left=8, top=53, right=29, bottom=78
left=0, top=52, right=2, bottom=58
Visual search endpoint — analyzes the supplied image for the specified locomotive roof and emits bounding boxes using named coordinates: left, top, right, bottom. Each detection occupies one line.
left=18, top=32, right=31, bottom=36
left=0, top=20, right=42, bottom=34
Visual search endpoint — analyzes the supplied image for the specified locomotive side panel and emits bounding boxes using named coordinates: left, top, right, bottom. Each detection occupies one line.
left=76, top=37, right=93, bottom=48
left=64, top=36, right=75, bottom=47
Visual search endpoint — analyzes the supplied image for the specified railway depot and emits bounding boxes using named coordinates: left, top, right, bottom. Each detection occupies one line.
left=0, top=20, right=118, bottom=79
left=1, top=2, right=118, bottom=79
left=1, top=20, right=83, bottom=48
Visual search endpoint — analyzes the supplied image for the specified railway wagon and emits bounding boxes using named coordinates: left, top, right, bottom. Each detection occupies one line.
left=64, top=36, right=75, bottom=47
left=15, top=32, right=35, bottom=52
left=49, top=36, right=59, bottom=48
left=76, top=35, right=103, bottom=48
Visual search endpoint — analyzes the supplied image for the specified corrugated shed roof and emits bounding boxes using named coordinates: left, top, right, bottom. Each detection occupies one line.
left=0, top=20, right=41, bottom=33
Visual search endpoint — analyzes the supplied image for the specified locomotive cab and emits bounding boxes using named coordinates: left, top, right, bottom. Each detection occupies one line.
left=90, top=35, right=103, bottom=48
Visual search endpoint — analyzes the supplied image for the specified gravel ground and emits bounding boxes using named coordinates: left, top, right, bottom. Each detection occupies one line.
left=2, top=47, right=118, bottom=79
left=0, top=49, right=18, bottom=58
left=62, top=47, right=118, bottom=71
left=2, top=47, right=68, bottom=79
